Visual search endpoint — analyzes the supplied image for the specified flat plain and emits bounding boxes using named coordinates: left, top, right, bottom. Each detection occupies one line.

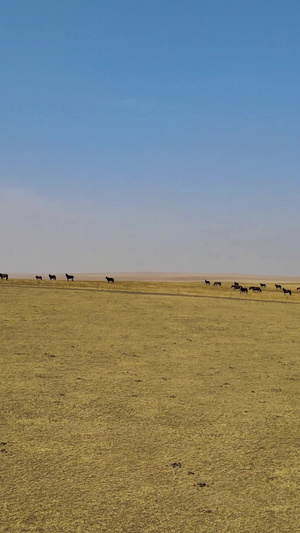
left=1, top=279, right=300, bottom=532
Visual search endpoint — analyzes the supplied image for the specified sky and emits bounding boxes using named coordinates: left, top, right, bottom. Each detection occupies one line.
left=1, top=0, right=299, bottom=275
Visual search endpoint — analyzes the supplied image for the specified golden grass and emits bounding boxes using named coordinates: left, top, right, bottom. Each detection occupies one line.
left=3, top=277, right=300, bottom=302
left=1, top=281, right=299, bottom=532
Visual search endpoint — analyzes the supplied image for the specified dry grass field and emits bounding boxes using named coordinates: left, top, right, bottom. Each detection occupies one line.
left=1, top=279, right=300, bottom=532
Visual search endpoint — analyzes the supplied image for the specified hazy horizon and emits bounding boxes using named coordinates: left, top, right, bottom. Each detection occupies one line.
left=7, top=271, right=300, bottom=283
left=1, top=1, right=299, bottom=275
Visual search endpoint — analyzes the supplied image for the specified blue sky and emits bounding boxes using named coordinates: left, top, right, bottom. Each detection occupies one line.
left=1, top=0, right=299, bottom=274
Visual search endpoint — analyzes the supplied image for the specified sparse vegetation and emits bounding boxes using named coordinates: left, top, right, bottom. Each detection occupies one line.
left=1, top=281, right=299, bottom=532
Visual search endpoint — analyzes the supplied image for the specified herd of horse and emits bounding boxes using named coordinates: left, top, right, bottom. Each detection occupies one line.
left=35, top=274, right=74, bottom=281
left=1, top=273, right=112, bottom=282
left=35, top=274, right=114, bottom=283
left=0, top=274, right=297, bottom=295
left=205, top=279, right=295, bottom=295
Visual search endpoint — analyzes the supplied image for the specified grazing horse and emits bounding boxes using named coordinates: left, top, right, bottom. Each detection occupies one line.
left=205, top=280, right=210, bottom=285
left=49, top=274, right=56, bottom=281
left=106, top=276, right=114, bottom=283
left=282, top=288, right=292, bottom=296
left=297, top=287, right=300, bottom=291
left=260, top=283, right=266, bottom=288
left=231, top=284, right=240, bottom=289
left=65, top=273, right=74, bottom=281
left=35, top=276, right=42, bottom=281
left=0, top=273, right=8, bottom=280
left=250, top=286, right=262, bottom=292
left=213, top=281, right=221, bottom=286
left=275, top=284, right=282, bottom=289
left=240, top=286, right=248, bottom=294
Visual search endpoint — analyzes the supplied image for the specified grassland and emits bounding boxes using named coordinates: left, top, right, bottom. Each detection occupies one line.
left=1, top=280, right=300, bottom=532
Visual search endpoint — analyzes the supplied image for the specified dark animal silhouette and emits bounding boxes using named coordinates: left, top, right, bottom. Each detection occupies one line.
left=240, top=286, right=248, bottom=294
left=106, top=276, right=114, bottom=283
left=0, top=273, right=8, bottom=280
left=231, top=284, right=240, bottom=290
left=297, top=287, right=300, bottom=291
left=213, top=281, right=221, bottom=286
left=65, top=273, right=74, bottom=281
left=205, top=280, right=210, bottom=285
left=260, top=283, right=266, bottom=288
left=35, top=276, right=42, bottom=281
left=49, top=274, right=56, bottom=281
left=249, top=286, right=262, bottom=292
left=275, top=284, right=282, bottom=289
left=282, top=288, right=292, bottom=296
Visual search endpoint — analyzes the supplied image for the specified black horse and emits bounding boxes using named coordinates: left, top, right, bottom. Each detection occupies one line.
left=260, top=283, right=266, bottom=288
left=106, top=276, right=114, bottom=283
left=231, top=284, right=240, bottom=290
left=0, top=273, right=8, bottom=280
left=65, top=273, right=74, bottom=281
left=275, top=284, right=282, bottom=289
left=240, top=286, right=248, bottom=294
left=49, top=274, right=56, bottom=281
left=35, top=276, right=42, bottom=281
left=205, top=280, right=210, bottom=285
left=213, top=281, right=221, bottom=286
left=282, top=288, right=292, bottom=296
left=250, top=286, right=262, bottom=292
